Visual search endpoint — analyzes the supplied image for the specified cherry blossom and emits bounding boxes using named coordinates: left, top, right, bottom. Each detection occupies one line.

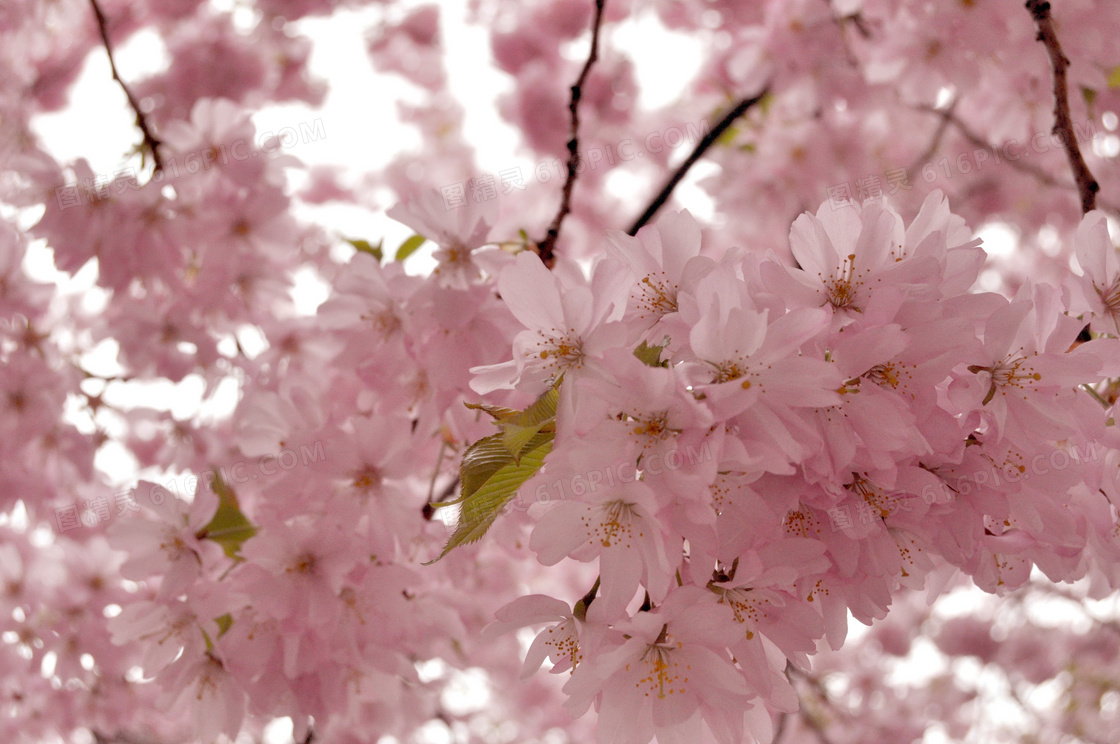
left=5, top=1, right=1120, bottom=743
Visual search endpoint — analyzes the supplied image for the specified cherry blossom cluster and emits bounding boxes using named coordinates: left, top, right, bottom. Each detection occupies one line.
left=475, top=195, right=1120, bottom=744
left=1, top=0, right=1120, bottom=742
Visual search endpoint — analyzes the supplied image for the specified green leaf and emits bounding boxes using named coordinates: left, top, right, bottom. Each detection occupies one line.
left=501, top=386, right=558, bottom=456
left=346, top=238, right=383, bottom=261
left=503, top=420, right=550, bottom=459
left=455, top=433, right=515, bottom=505
left=429, top=435, right=553, bottom=562
left=465, top=384, right=560, bottom=458
left=634, top=339, right=669, bottom=368
left=196, top=471, right=257, bottom=559
left=467, top=385, right=559, bottom=428
left=215, top=613, right=233, bottom=637
left=512, top=385, right=560, bottom=428
left=429, top=384, right=561, bottom=560
left=395, top=234, right=426, bottom=262
left=1109, top=65, right=1120, bottom=89
left=464, top=401, right=521, bottom=421
left=460, top=431, right=552, bottom=522
left=717, top=126, right=739, bottom=147
left=758, top=90, right=775, bottom=115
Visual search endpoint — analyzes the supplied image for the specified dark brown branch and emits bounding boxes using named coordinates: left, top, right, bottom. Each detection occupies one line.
left=627, top=89, right=769, bottom=237
left=423, top=477, right=459, bottom=520
left=89, top=0, right=164, bottom=172
left=92, top=732, right=155, bottom=744
left=1025, top=0, right=1099, bottom=213
left=536, top=0, right=607, bottom=268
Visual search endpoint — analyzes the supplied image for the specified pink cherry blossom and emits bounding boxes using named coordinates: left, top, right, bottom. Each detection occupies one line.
left=7, top=2, right=1120, bottom=743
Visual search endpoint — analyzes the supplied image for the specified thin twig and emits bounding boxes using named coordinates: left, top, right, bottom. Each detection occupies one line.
left=423, top=477, right=459, bottom=520
left=627, top=89, right=769, bottom=236
left=89, top=0, right=164, bottom=172
left=912, top=103, right=1063, bottom=187
left=788, top=666, right=842, bottom=744
left=1081, top=382, right=1112, bottom=409
left=573, top=575, right=601, bottom=620
left=906, top=101, right=956, bottom=176
left=1025, top=0, right=1099, bottom=213
left=772, top=712, right=789, bottom=744
left=536, top=0, right=607, bottom=268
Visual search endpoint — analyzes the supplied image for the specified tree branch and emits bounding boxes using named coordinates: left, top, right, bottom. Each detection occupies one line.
left=627, top=89, right=769, bottom=236
left=89, top=0, right=164, bottom=172
left=912, top=103, right=1063, bottom=187
left=536, top=0, right=606, bottom=268
left=1025, top=0, right=1098, bottom=213
left=787, top=665, right=841, bottom=744
left=906, top=101, right=956, bottom=176
left=772, top=711, right=789, bottom=744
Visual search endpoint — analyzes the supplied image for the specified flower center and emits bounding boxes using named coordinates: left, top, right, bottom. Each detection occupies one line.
left=970, top=352, right=1041, bottom=404
left=636, top=637, right=687, bottom=699
left=1097, top=279, right=1120, bottom=318
left=783, top=507, right=821, bottom=538
left=586, top=500, right=638, bottom=548
left=544, top=618, right=581, bottom=672
left=712, top=586, right=766, bottom=639
left=634, top=272, right=678, bottom=317
left=287, top=551, right=317, bottom=574
left=631, top=411, right=674, bottom=443
left=352, top=467, right=382, bottom=491
left=534, top=328, right=584, bottom=374
left=864, top=362, right=901, bottom=389
left=822, top=253, right=866, bottom=310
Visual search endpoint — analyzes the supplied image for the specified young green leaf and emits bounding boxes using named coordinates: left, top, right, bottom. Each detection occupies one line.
left=634, top=339, right=669, bottom=368
left=345, top=238, right=383, bottom=261
left=428, top=435, right=552, bottom=562
left=196, top=471, right=257, bottom=560
left=464, top=383, right=560, bottom=458
left=455, top=433, right=515, bottom=505
left=396, top=234, right=426, bottom=262
left=428, top=384, right=562, bottom=561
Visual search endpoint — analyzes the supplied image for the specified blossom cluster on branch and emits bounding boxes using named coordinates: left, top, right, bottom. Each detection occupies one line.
left=1, top=0, right=1120, bottom=743
left=469, top=194, right=1120, bottom=744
